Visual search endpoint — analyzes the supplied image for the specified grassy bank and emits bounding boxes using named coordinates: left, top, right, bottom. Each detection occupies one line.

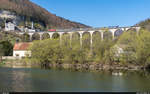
left=1, top=59, right=145, bottom=72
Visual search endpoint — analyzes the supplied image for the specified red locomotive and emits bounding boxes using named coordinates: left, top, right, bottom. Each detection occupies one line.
left=48, top=29, right=56, bottom=32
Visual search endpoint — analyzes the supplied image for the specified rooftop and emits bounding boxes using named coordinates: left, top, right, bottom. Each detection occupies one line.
left=13, top=42, right=32, bottom=50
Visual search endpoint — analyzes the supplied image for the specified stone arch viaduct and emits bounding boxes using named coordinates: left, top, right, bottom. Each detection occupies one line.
left=18, top=26, right=141, bottom=48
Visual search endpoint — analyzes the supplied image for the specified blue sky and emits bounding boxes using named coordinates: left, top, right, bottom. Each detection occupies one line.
left=31, top=0, right=150, bottom=27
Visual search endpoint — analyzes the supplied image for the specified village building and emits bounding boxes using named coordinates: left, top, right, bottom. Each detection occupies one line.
left=0, top=10, right=16, bottom=19
left=13, top=42, right=32, bottom=58
left=5, top=22, right=16, bottom=31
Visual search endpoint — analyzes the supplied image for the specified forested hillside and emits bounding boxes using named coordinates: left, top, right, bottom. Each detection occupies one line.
left=0, top=0, right=90, bottom=29
left=136, top=19, right=150, bottom=30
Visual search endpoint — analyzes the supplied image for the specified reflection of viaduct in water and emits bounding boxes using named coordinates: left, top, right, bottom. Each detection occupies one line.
left=18, top=26, right=141, bottom=48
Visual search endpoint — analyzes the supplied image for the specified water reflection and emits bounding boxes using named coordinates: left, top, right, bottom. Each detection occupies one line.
left=0, top=68, right=38, bottom=92
left=0, top=68, right=150, bottom=92
left=11, top=69, right=30, bottom=91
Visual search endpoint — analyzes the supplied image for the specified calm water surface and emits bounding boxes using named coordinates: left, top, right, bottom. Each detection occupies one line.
left=0, top=67, right=150, bottom=92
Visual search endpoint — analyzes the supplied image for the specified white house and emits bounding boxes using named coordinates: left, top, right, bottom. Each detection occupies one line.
left=24, top=27, right=36, bottom=32
left=28, top=29, right=36, bottom=32
left=5, top=22, right=15, bottom=31
left=13, top=42, right=32, bottom=58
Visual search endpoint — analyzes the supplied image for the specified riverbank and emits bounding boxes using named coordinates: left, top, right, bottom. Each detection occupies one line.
left=1, top=59, right=40, bottom=68
left=48, top=63, right=144, bottom=71
left=1, top=59, right=145, bottom=71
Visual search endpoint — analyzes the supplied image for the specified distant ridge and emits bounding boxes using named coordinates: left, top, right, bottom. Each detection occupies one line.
left=136, top=18, right=150, bottom=28
left=0, top=0, right=90, bottom=29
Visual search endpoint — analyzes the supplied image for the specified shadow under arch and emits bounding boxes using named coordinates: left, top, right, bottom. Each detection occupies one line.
left=32, top=33, right=40, bottom=41
left=92, top=31, right=103, bottom=59
left=72, top=32, right=80, bottom=46
left=61, top=32, right=70, bottom=46
left=22, top=33, right=30, bottom=42
left=93, top=31, right=101, bottom=41
left=52, top=33, right=60, bottom=39
left=72, top=32, right=80, bottom=40
left=42, top=33, right=50, bottom=40
left=62, top=32, right=70, bottom=39
left=103, top=31, right=112, bottom=40
left=82, top=31, right=91, bottom=49
left=114, top=29, right=124, bottom=37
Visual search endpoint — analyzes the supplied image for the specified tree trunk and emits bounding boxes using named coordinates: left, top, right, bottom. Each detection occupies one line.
left=0, top=56, right=2, bottom=63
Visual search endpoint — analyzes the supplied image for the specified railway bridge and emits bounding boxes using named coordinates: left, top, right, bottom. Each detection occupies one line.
left=17, top=26, right=141, bottom=48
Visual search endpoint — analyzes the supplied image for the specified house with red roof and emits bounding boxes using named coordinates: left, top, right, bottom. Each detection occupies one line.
left=13, top=42, right=32, bottom=58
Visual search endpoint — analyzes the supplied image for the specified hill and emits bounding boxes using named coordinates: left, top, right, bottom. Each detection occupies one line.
left=136, top=18, right=150, bottom=29
left=0, top=0, right=90, bottom=29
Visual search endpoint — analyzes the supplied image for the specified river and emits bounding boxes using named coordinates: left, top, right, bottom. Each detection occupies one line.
left=0, top=67, right=150, bottom=92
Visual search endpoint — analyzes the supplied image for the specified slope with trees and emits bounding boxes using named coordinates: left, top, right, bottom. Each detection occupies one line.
left=28, top=29, right=150, bottom=70
left=0, top=0, right=90, bottom=29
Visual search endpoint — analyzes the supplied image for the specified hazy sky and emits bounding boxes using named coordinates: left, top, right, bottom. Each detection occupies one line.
left=31, top=0, right=150, bottom=27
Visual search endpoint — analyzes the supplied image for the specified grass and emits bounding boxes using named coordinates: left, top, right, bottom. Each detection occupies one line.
left=0, top=60, right=6, bottom=66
